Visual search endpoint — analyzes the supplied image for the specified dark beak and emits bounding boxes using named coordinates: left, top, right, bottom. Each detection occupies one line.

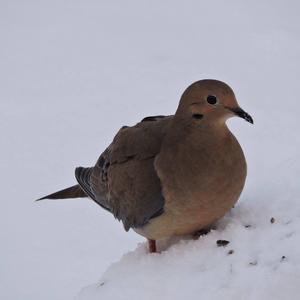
left=228, top=107, right=254, bottom=124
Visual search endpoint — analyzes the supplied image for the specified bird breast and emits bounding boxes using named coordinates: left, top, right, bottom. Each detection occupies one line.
left=137, top=125, right=247, bottom=240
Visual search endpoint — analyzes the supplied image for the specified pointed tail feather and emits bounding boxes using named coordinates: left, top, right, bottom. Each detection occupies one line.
left=36, top=184, right=87, bottom=201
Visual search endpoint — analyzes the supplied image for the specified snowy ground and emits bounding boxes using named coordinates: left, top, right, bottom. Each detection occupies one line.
left=1, top=1, right=300, bottom=299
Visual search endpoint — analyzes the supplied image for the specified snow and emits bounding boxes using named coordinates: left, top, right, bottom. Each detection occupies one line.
left=1, top=0, right=300, bottom=299
left=77, top=160, right=300, bottom=300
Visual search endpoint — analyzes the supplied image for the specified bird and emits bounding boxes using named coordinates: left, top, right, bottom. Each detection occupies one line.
left=38, top=79, right=253, bottom=253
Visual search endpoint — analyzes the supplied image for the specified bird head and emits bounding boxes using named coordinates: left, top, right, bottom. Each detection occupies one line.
left=176, top=79, right=253, bottom=125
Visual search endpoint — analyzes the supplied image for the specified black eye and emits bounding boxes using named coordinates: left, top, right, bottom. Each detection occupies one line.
left=207, top=95, right=218, bottom=105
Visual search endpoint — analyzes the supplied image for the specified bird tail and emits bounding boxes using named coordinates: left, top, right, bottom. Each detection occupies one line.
left=36, top=184, right=88, bottom=201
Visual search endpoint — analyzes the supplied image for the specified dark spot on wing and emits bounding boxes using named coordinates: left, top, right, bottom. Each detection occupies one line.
left=98, top=157, right=105, bottom=168
left=141, top=115, right=167, bottom=122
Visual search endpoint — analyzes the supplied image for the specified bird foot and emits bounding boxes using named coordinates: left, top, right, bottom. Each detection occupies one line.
left=192, top=228, right=211, bottom=240
left=148, top=239, right=157, bottom=253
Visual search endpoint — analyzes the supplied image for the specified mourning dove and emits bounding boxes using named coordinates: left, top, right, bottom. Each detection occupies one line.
left=38, top=79, right=253, bottom=253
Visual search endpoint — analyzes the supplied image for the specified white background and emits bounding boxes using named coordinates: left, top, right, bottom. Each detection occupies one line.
left=1, top=1, right=300, bottom=299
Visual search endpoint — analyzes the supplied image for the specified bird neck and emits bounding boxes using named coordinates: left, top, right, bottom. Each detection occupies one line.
left=167, top=116, right=231, bottom=146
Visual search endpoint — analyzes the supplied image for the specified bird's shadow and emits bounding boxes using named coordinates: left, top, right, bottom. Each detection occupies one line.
left=155, top=228, right=214, bottom=253
left=149, top=208, right=240, bottom=253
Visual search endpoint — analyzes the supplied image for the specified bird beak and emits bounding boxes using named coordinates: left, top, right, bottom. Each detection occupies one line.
left=228, top=107, right=254, bottom=124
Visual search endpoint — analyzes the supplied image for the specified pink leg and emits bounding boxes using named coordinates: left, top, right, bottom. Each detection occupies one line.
left=148, top=239, right=157, bottom=253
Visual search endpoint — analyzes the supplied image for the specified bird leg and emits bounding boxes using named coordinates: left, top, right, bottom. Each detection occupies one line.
left=148, top=239, right=157, bottom=253
left=192, top=228, right=211, bottom=240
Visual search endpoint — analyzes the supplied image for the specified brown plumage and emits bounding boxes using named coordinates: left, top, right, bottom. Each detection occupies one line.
left=38, top=79, right=253, bottom=253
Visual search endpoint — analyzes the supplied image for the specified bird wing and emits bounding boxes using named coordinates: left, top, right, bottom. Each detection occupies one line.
left=75, top=115, right=172, bottom=231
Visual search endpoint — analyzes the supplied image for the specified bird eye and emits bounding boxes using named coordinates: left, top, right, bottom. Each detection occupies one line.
left=206, top=95, right=218, bottom=105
